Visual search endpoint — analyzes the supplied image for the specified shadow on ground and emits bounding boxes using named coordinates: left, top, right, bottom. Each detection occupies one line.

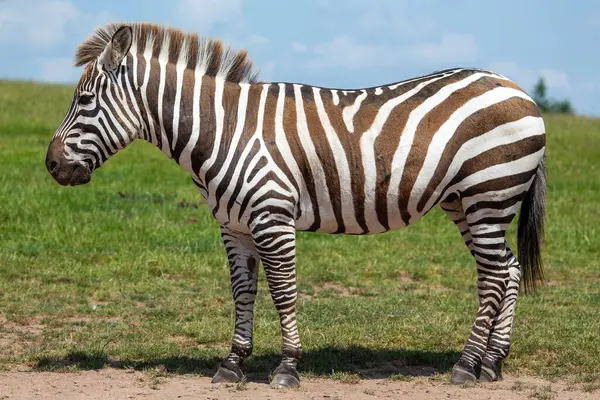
left=34, top=347, right=460, bottom=382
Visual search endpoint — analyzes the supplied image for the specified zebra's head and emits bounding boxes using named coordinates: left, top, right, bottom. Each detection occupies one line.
left=46, top=26, right=140, bottom=186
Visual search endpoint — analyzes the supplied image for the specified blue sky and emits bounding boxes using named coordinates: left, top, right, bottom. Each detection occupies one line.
left=1, top=0, right=598, bottom=115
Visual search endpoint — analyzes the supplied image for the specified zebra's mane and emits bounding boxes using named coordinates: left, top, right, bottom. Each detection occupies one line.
left=75, top=22, right=259, bottom=84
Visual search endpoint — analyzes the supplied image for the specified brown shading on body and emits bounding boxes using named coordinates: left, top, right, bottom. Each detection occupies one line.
left=363, top=74, right=443, bottom=107
left=302, top=86, right=345, bottom=233
left=460, top=170, right=537, bottom=199
left=346, top=94, right=380, bottom=231
left=261, top=84, right=300, bottom=195
left=239, top=84, right=263, bottom=147
left=133, top=52, right=146, bottom=90
left=238, top=157, right=295, bottom=223
left=231, top=139, right=262, bottom=220
left=221, top=85, right=263, bottom=215
left=418, top=95, right=541, bottom=211
left=319, top=90, right=372, bottom=233
left=464, top=192, right=524, bottom=216
left=325, top=89, right=355, bottom=108
left=171, top=66, right=197, bottom=161
left=442, top=135, right=545, bottom=202
left=395, top=72, right=494, bottom=224
left=127, top=54, right=151, bottom=142
left=130, top=55, right=159, bottom=144
left=160, top=61, right=178, bottom=153
left=351, top=100, right=379, bottom=137
left=141, top=58, right=163, bottom=151
left=115, top=57, right=140, bottom=133
left=204, top=82, right=242, bottom=185
left=246, top=156, right=268, bottom=184
left=282, top=85, right=321, bottom=230
left=190, top=76, right=217, bottom=175
left=373, top=71, right=474, bottom=228
left=372, top=96, right=423, bottom=229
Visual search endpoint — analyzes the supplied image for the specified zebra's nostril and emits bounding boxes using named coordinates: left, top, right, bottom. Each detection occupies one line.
left=48, top=160, right=59, bottom=174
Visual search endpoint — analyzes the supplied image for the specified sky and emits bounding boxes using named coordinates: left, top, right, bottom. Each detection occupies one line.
left=0, top=0, right=598, bottom=116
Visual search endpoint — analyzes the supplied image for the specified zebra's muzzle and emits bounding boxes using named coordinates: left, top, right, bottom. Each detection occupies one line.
left=46, top=140, right=92, bottom=186
left=46, top=159, right=91, bottom=186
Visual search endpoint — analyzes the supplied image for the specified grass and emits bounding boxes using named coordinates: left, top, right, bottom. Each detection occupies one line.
left=0, top=80, right=599, bottom=385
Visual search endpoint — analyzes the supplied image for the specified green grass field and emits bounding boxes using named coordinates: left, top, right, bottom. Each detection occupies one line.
left=0, top=80, right=598, bottom=386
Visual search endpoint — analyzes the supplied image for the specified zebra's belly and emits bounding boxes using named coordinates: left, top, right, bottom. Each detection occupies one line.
left=294, top=192, right=431, bottom=235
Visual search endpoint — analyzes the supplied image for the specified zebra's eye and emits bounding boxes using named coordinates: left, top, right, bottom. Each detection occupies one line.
left=78, top=93, right=94, bottom=106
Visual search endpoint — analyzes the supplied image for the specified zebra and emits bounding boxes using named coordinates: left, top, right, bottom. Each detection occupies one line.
left=45, top=23, right=546, bottom=389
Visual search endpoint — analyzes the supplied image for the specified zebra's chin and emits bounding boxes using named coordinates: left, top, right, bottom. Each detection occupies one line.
left=63, top=171, right=91, bottom=187
left=53, top=169, right=91, bottom=187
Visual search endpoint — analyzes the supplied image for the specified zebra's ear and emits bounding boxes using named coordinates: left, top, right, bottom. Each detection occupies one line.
left=98, top=25, right=133, bottom=71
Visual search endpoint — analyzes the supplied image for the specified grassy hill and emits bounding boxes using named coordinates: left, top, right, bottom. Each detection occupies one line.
left=0, top=80, right=599, bottom=386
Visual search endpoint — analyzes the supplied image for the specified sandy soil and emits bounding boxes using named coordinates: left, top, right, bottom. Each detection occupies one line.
left=0, top=369, right=596, bottom=400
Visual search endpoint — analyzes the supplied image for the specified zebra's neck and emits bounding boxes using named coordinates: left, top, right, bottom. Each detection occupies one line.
left=136, top=57, right=242, bottom=183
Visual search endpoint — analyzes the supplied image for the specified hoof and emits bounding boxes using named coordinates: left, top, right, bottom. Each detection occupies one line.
left=270, top=373, right=300, bottom=389
left=479, top=359, right=502, bottom=382
left=451, top=360, right=478, bottom=385
left=211, top=364, right=244, bottom=384
left=270, top=363, right=300, bottom=389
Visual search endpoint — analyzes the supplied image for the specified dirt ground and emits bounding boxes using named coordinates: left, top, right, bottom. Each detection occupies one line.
left=0, top=369, right=596, bottom=400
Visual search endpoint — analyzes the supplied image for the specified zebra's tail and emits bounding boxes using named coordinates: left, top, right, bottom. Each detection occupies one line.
left=517, top=155, right=547, bottom=293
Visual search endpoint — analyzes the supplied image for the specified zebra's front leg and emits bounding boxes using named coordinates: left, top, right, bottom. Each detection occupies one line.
left=212, top=227, right=260, bottom=384
left=479, top=245, right=522, bottom=382
left=252, top=219, right=302, bottom=389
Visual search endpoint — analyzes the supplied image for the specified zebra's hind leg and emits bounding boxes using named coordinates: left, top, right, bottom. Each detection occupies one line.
left=440, top=199, right=479, bottom=383
left=251, top=216, right=302, bottom=389
left=440, top=198, right=474, bottom=255
left=479, top=243, right=522, bottom=382
left=442, top=199, right=514, bottom=384
left=212, top=227, right=260, bottom=384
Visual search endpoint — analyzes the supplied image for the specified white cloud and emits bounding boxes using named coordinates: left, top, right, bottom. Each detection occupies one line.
left=359, top=4, right=437, bottom=39
left=36, top=57, right=80, bottom=83
left=305, top=35, right=392, bottom=70
left=410, top=33, right=478, bottom=65
left=302, top=33, right=478, bottom=71
left=298, top=4, right=471, bottom=69
left=176, top=0, right=243, bottom=33
left=313, top=0, right=436, bottom=39
left=291, top=41, right=308, bottom=53
left=0, top=0, right=111, bottom=83
left=0, top=0, right=78, bottom=47
left=0, top=0, right=111, bottom=48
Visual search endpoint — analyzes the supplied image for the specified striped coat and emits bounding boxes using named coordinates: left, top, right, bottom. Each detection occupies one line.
left=46, top=23, right=546, bottom=389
